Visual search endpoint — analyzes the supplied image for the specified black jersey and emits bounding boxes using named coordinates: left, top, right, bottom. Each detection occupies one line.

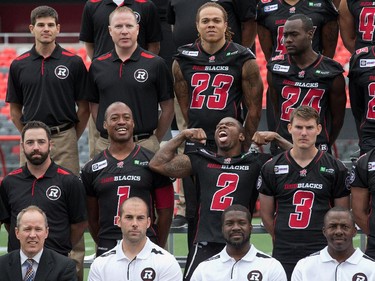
left=80, top=0, right=161, bottom=59
left=267, top=54, right=344, bottom=147
left=80, top=145, right=173, bottom=241
left=6, top=44, right=89, bottom=126
left=0, top=162, right=87, bottom=256
left=348, top=46, right=375, bottom=153
left=258, top=150, right=350, bottom=264
left=347, top=0, right=375, bottom=51
left=174, top=41, right=254, bottom=140
left=256, top=0, right=338, bottom=57
left=187, top=148, right=271, bottom=244
left=351, top=148, right=375, bottom=258
left=88, top=46, right=173, bottom=137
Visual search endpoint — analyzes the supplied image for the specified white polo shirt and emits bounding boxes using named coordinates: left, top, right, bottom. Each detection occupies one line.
left=292, top=247, right=375, bottom=281
left=191, top=245, right=287, bottom=281
left=88, top=238, right=182, bottom=281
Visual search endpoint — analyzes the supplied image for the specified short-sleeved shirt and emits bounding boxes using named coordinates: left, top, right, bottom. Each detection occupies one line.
left=187, top=148, right=271, bottom=244
left=292, top=247, right=375, bottom=281
left=168, top=0, right=256, bottom=47
left=351, top=148, right=375, bottom=258
left=191, top=245, right=287, bottom=281
left=256, top=0, right=338, bottom=57
left=258, top=150, right=350, bottom=264
left=80, top=145, right=173, bottom=242
left=174, top=41, right=254, bottom=140
left=88, top=46, right=174, bottom=137
left=0, top=162, right=87, bottom=256
left=267, top=54, right=344, bottom=148
left=6, top=44, right=89, bottom=126
left=88, top=238, right=182, bottom=281
left=79, top=0, right=162, bottom=59
left=347, top=0, right=375, bottom=51
left=348, top=46, right=375, bottom=153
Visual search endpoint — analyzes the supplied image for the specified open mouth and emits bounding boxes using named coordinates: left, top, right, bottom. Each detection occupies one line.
left=218, top=131, right=228, bottom=142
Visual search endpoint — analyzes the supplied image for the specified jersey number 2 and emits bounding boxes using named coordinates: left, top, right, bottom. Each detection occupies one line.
left=289, top=190, right=315, bottom=229
left=114, top=186, right=130, bottom=225
left=191, top=73, right=234, bottom=110
left=210, top=173, right=239, bottom=211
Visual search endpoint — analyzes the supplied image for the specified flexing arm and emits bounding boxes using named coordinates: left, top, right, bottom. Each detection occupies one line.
left=339, top=0, right=356, bottom=54
left=257, top=25, right=273, bottom=61
left=86, top=196, right=100, bottom=244
left=149, top=129, right=206, bottom=178
left=84, top=42, right=94, bottom=60
left=9, top=103, right=24, bottom=133
left=241, top=19, right=257, bottom=48
left=155, top=99, right=174, bottom=142
left=70, top=221, right=87, bottom=248
left=147, top=42, right=160, bottom=55
left=259, top=193, right=276, bottom=238
left=75, top=100, right=90, bottom=139
left=321, top=20, right=339, bottom=58
left=351, top=187, right=370, bottom=234
left=172, top=60, right=189, bottom=123
left=252, top=131, right=293, bottom=150
left=328, top=74, right=346, bottom=145
left=242, top=59, right=263, bottom=151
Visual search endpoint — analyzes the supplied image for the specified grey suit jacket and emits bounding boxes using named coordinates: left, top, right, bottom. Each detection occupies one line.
left=0, top=248, right=77, bottom=281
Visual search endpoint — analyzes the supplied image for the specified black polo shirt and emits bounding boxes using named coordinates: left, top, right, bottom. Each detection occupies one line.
left=0, top=161, right=87, bottom=256
left=80, top=0, right=162, bottom=59
left=6, top=44, right=89, bottom=127
left=89, top=46, right=173, bottom=137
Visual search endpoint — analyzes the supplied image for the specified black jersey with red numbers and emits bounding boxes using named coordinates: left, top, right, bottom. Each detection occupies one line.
left=88, top=46, right=173, bottom=137
left=347, top=0, right=375, bottom=51
left=80, top=0, right=161, bottom=59
left=267, top=54, right=344, bottom=147
left=348, top=46, right=375, bottom=153
left=187, top=148, right=271, bottom=244
left=256, top=0, right=338, bottom=57
left=80, top=145, right=173, bottom=241
left=6, top=44, right=89, bottom=126
left=0, top=162, right=87, bottom=256
left=351, top=148, right=375, bottom=258
left=258, top=150, right=350, bottom=264
left=174, top=41, right=255, bottom=140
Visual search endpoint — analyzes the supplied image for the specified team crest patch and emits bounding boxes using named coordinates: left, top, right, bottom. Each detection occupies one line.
left=352, top=273, right=367, bottom=281
left=248, top=270, right=263, bottom=280
left=300, top=169, right=307, bottom=177
left=46, top=185, right=62, bottom=201
left=134, top=69, right=148, bottom=82
left=224, top=158, right=231, bottom=164
left=134, top=12, right=141, bottom=23
left=54, top=65, right=69, bottom=79
left=209, top=55, right=215, bottom=63
left=141, top=268, right=156, bottom=281
left=298, top=70, right=305, bottom=78
left=318, top=144, right=328, bottom=151
left=289, top=7, right=296, bottom=13
left=117, top=161, right=124, bottom=168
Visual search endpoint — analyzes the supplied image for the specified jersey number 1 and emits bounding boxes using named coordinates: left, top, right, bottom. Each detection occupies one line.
left=114, top=186, right=130, bottom=225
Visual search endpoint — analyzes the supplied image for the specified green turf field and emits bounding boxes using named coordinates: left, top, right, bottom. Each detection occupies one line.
left=0, top=219, right=365, bottom=281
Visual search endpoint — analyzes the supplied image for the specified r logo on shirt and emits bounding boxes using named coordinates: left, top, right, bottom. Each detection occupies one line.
left=141, top=268, right=155, bottom=281
left=134, top=69, right=148, bottom=82
left=54, top=65, right=69, bottom=79
left=46, top=185, right=62, bottom=200
left=352, top=273, right=367, bottom=281
left=248, top=270, right=263, bottom=281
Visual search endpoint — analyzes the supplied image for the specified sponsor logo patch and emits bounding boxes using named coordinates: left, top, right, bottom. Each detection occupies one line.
left=272, top=64, right=290, bottom=72
left=360, top=59, right=375, bottom=67
left=264, top=4, right=278, bottom=12
left=92, top=159, right=108, bottom=171
left=274, top=165, right=289, bottom=174
left=182, top=50, right=199, bottom=56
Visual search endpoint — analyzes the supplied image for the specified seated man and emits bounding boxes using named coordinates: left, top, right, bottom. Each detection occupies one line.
left=191, top=204, right=287, bottom=281
left=88, top=197, right=182, bottom=281
left=292, top=207, right=375, bottom=280
left=0, top=205, right=77, bottom=280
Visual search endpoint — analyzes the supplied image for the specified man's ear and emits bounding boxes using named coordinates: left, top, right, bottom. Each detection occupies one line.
left=239, top=132, right=245, bottom=142
left=103, top=121, right=107, bottom=130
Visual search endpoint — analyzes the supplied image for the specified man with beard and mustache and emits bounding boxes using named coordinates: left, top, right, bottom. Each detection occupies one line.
left=80, top=102, right=174, bottom=256
left=149, top=117, right=291, bottom=280
left=0, top=121, right=87, bottom=259
left=190, top=204, right=287, bottom=280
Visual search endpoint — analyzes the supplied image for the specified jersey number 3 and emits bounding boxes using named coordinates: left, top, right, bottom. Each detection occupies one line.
left=191, top=73, right=234, bottom=110
left=289, top=190, right=315, bottom=229
left=210, top=173, right=239, bottom=211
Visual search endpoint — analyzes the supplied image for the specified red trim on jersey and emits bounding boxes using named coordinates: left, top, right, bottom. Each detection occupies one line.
left=62, top=51, right=75, bottom=57
left=119, top=63, right=123, bottom=77
left=15, top=53, right=30, bottom=61
left=89, top=0, right=102, bottom=3
left=131, top=145, right=142, bottom=157
left=98, top=53, right=112, bottom=61
left=8, top=168, right=23, bottom=175
left=135, top=0, right=147, bottom=3
left=223, top=42, right=231, bottom=52
left=154, top=184, right=174, bottom=209
left=140, top=52, right=154, bottom=59
left=313, top=55, right=324, bottom=68
left=42, top=59, right=45, bottom=75
left=57, top=167, right=70, bottom=175
left=315, top=150, right=324, bottom=163
left=32, top=179, right=37, bottom=196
